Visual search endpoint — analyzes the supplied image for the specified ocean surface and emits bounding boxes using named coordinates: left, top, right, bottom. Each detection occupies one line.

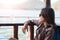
left=0, top=9, right=60, bottom=40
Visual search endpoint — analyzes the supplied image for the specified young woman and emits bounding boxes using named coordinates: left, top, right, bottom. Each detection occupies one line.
left=22, top=8, right=56, bottom=40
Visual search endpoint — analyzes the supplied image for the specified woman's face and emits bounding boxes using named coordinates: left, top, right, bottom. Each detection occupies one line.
left=39, top=16, right=45, bottom=22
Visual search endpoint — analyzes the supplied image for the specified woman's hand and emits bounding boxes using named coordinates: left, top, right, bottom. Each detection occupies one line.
left=22, top=23, right=28, bottom=34
left=22, top=20, right=35, bottom=34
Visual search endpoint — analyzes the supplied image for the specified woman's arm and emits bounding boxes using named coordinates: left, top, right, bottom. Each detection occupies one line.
left=22, top=20, right=40, bottom=34
left=31, top=20, right=41, bottom=26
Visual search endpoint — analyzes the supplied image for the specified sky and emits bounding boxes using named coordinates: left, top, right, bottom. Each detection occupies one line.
left=0, top=0, right=60, bottom=25
left=0, top=0, right=28, bottom=4
left=0, top=0, right=59, bottom=9
left=40, top=0, right=59, bottom=4
left=0, top=0, right=59, bottom=4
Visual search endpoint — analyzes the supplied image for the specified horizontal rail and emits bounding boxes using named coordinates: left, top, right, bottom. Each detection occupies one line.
left=0, top=23, right=24, bottom=26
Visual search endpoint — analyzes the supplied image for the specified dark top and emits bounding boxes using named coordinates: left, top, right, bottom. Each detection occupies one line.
left=34, top=23, right=55, bottom=40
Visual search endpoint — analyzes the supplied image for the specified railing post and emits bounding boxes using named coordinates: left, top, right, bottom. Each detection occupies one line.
left=14, top=25, right=18, bottom=40
left=30, top=26, right=34, bottom=40
left=45, top=0, right=51, bottom=8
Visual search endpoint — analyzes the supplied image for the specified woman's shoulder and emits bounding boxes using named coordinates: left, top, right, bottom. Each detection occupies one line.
left=46, top=24, right=55, bottom=31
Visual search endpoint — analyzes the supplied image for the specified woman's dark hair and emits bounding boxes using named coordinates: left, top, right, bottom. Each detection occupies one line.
left=39, top=8, right=56, bottom=28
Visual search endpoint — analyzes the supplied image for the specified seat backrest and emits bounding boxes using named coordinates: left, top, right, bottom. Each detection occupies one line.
left=55, top=26, right=60, bottom=40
